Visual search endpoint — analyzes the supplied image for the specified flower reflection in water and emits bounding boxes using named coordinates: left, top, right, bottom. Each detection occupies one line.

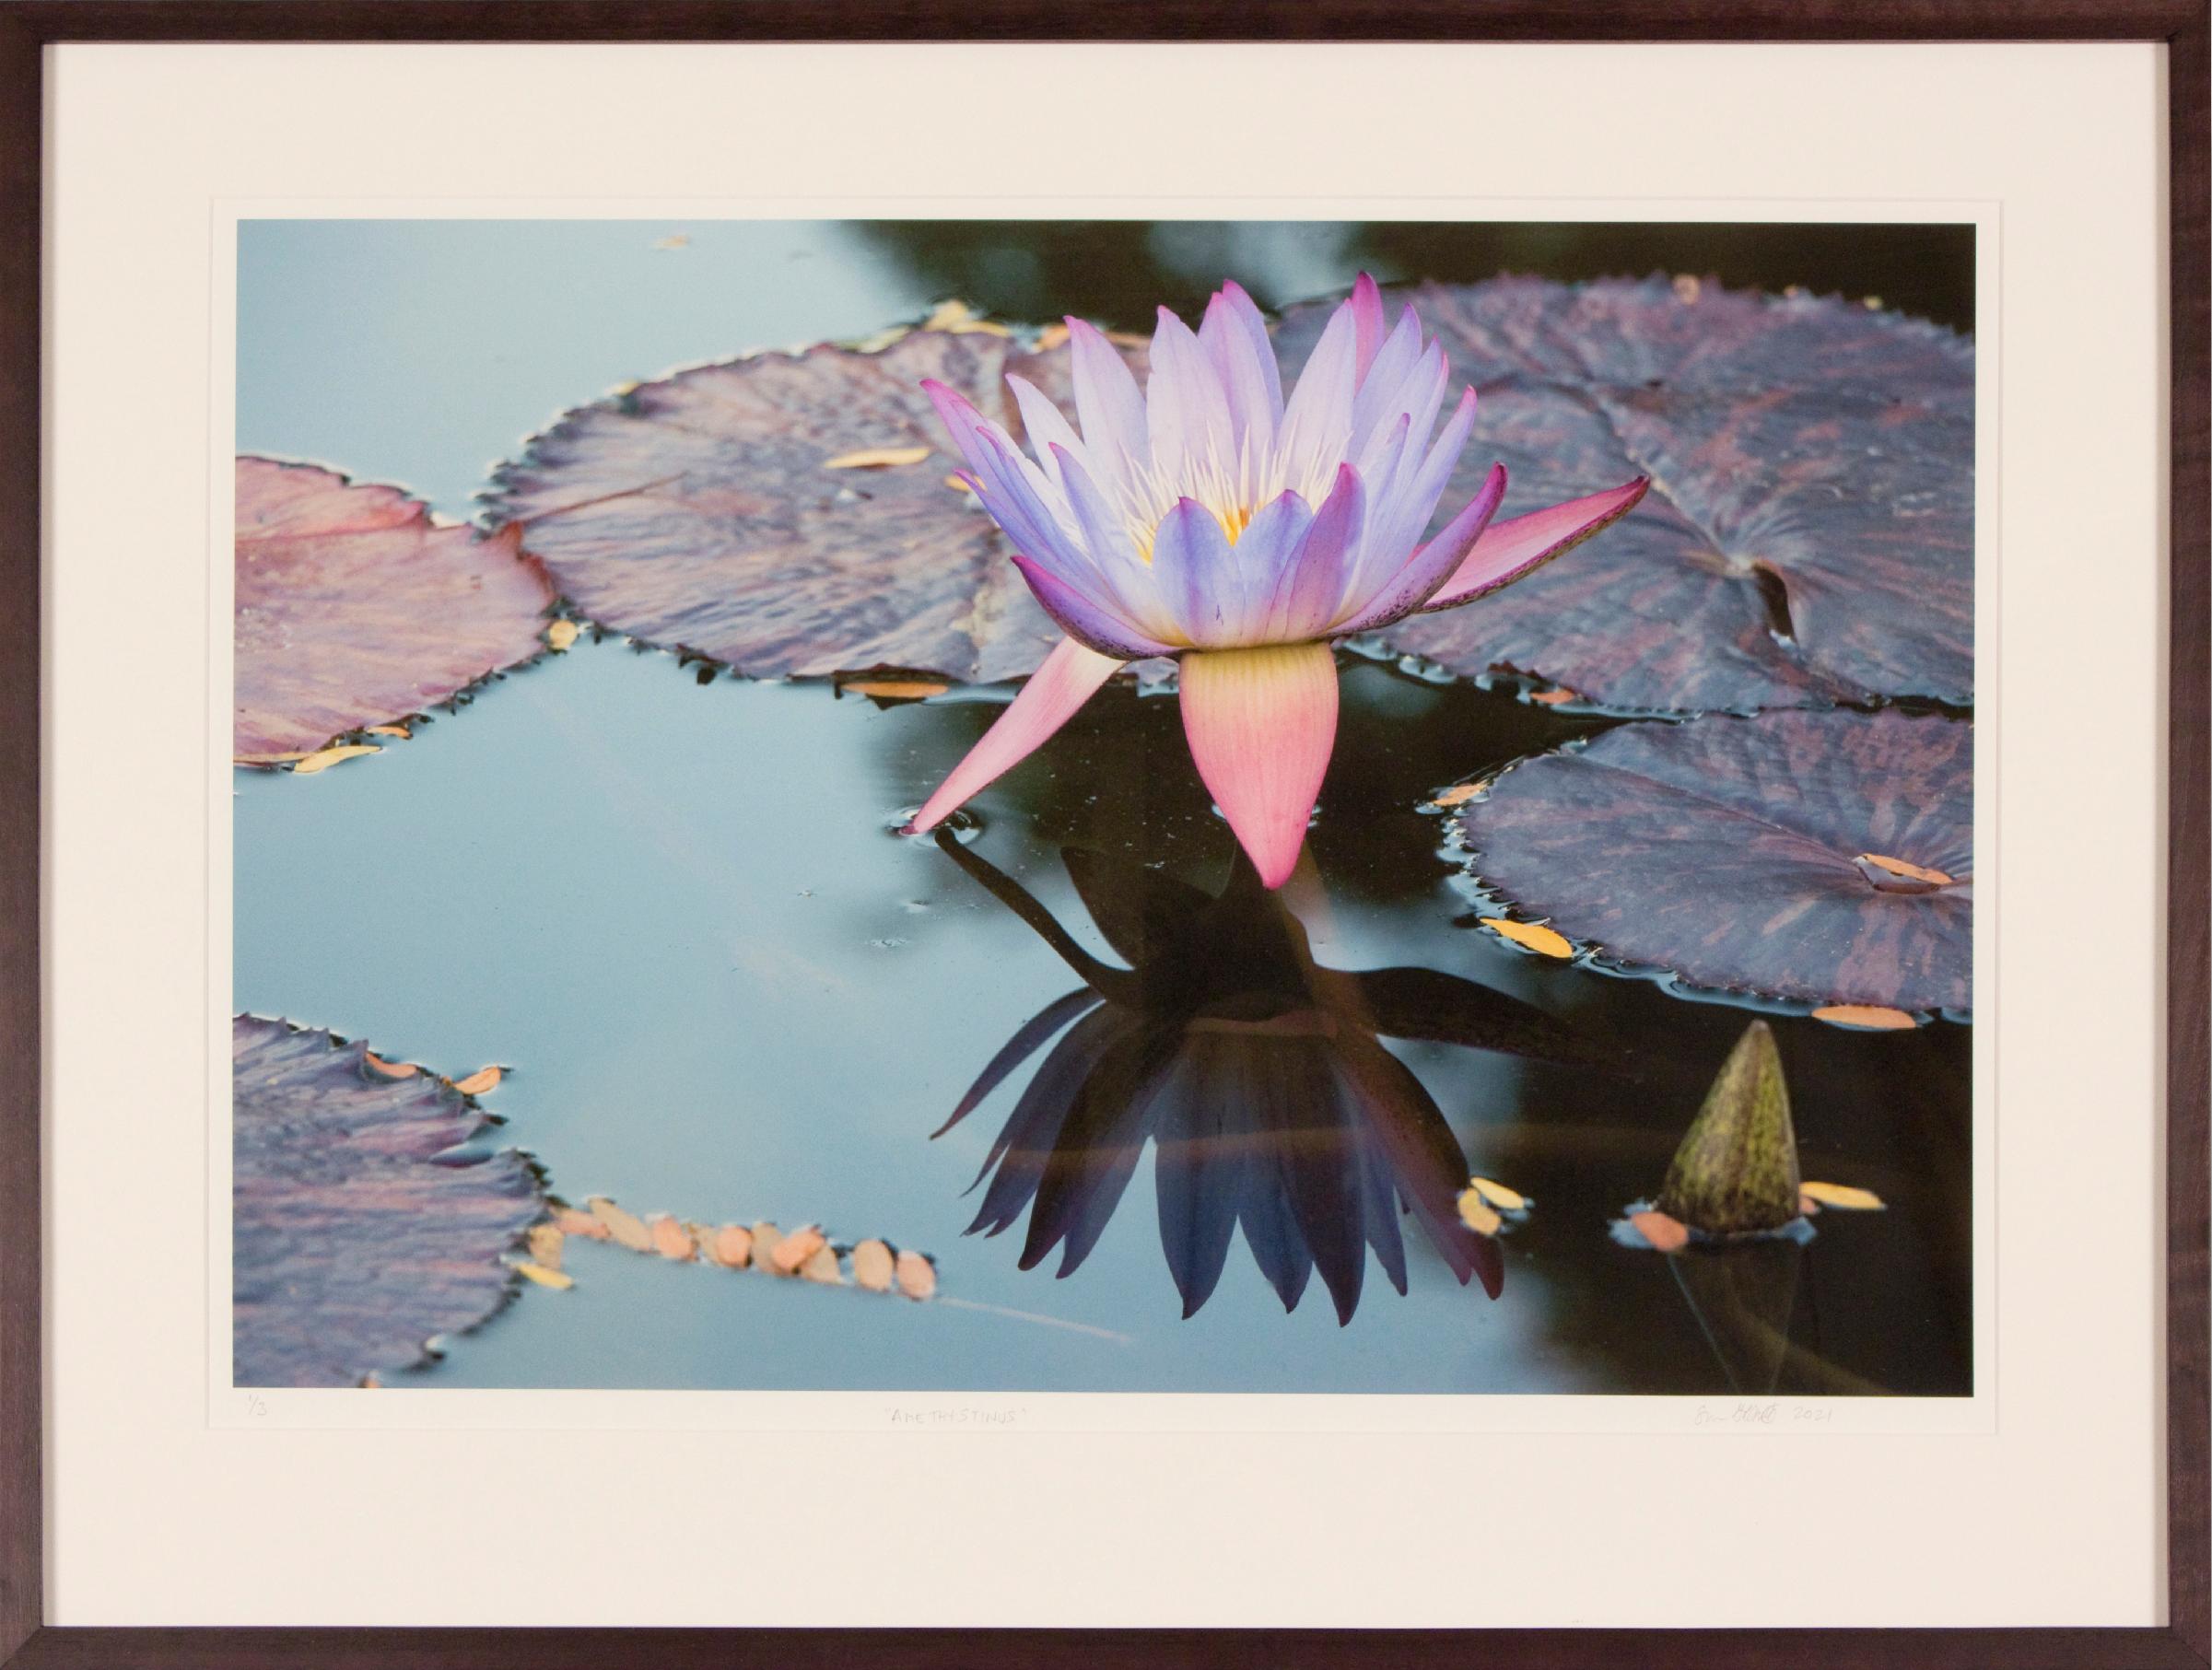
left=931, top=832, right=1592, bottom=1324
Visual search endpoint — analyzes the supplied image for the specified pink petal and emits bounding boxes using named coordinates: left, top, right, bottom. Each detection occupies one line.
left=1349, top=274, right=1387, bottom=381
left=1178, top=643, right=1340, bottom=889
left=905, top=637, right=1124, bottom=834
left=1422, top=477, right=1651, bottom=611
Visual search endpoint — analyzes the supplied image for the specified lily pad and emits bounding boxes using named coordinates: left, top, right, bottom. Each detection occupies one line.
left=1273, top=276, right=1972, bottom=713
left=235, top=458, right=557, bottom=758
left=1451, top=708, right=1972, bottom=1013
left=232, top=1015, right=543, bottom=1385
left=481, top=324, right=1147, bottom=684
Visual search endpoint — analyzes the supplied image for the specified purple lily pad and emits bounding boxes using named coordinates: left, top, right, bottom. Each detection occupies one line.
left=1451, top=709, right=1972, bottom=1013
left=483, top=326, right=1148, bottom=684
left=233, top=1015, right=543, bottom=1386
left=1274, top=276, right=1973, bottom=713
left=236, top=457, right=557, bottom=759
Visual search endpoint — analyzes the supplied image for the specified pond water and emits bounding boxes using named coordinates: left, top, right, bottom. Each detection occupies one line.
left=235, top=217, right=1973, bottom=1396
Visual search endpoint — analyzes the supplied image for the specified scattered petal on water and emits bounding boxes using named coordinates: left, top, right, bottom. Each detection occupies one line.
left=589, top=1196, right=653, bottom=1253
left=1856, top=851, right=1955, bottom=887
left=364, top=724, right=412, bottom=739
left=1457, top=1192, right=1504, bottom=1235
left=290, top=744, right=381, bottom=776
left=513, top=1261, right=573, bottom=1290
left=1811, top=1004, right=1921, bottom=1031
left=1629, top=1209, right=1691, bottom=1254
left=824, top=445, right=934, bottom=469
left=1428, top=781, right=1485, bottom=809
left=1455, top=710, right=1970, bottom=1013
left=772, top=1225, right=826, bottom=1275
left=526, top=1223, right=565, bottom=1270
left=801, top=1243, right=845, bottom=1285
left=851, top=1239, right=895, bottom=1291
left=1528, top=687, right=1579, bottom=707
left=709, top=1224, right=755, bottom=1268
left=1798, top=1180, right=1887, bottom=1210
left=895, top=1249, right=938, bottom=1301
left=1467, top=1175, right=1527, bottom=1212
left=545, top=619, right=580, bottom=651
left=837, top=674, right=951, bottom=701
left=649, top=1214, right=696, bottom=1261
left=553, top=1207, right=609, bottom=1239
left=362, top=1052, right=416, bottom=1080
left=1480, top=917, right=1574, bottom=959
left=451, top=1066, right=502, bottom=1096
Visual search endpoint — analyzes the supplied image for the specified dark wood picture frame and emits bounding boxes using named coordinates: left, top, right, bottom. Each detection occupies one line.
left=0, top=5, right=2202, bottom=1665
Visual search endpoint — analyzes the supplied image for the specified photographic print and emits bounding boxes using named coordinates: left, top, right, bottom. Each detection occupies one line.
left=229, top=217, right=1974, bottom=1398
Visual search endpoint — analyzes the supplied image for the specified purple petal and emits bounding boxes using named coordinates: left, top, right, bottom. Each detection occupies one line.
left=1148, top=497, right=1239, bottom=648
left=1200, top=285, right=1282, bottom=455
left=1065, top=318, right=1149, bottom=483
left=1361, top=386, right=1479, bottom=579
left=1179, top=643, right=1340, bottom=889
left=1422, top=476, right=1652, bottom=610
left=922, top=378, right=1002, bottom=475
left=1349, top=304, right=1423, bottom=454
left=1336, top=462, right=1506, bottom=634
left=1048, top=443, right=1174, bottom=637
left=1277, top=301, right=1358, bottom=489
left=1265, top=464, right=1365, bottom=641
left=1220, top=489, right=1315, bottom=640
left=905, top=636, right=1124, bottom=834
left=1007, top=374, right=1085, bottom=491
left=1012, top=555, right=1179, bottom=660
left=1146, top=306, right=1235, bottom=477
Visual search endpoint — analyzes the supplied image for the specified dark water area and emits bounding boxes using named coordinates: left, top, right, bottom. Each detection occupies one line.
left=236, top=216, right=1973, bottom=1396
left=235, top=642, right=1971, bottom=1396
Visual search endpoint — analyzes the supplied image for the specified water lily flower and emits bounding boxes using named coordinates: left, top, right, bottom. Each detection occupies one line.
left=904, top=274, right=1648, bottom=885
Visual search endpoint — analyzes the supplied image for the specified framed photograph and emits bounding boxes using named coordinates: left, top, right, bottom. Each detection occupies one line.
left=4, top=6, right=2204, bottom=1666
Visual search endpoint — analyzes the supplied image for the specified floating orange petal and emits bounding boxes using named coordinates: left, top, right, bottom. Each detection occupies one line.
left=648, top=1215, right=696, bottom=1261
left=1811, top=1004, right=1917, bottom=1031
left=824, top=445, right=933, bottom=470
left=851, top=1239, right=895, bottom=1292
left=895, top=1249, right=937, bottom=1301
left=1798, top=1180, right=1887, bottom=1210
left=1856, top=851, right=1955, bottom=886
left=1481, top=917, right=1574, bottom=959
left=451, top=1066, right=502, bottom=1096
left=1629, top=1209, right=1691, bottom=1253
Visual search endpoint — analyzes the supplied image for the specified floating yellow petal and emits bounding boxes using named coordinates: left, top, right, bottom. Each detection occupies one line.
left=895, top=1249, right=937, bottom=1301
left=545, top=619, right=580, bottom=651
left=526, top=1223, right=565, bottom=1270
left=648, top=1214, right=696, bottom=1261
left=921, top=299, right=1011, bottom=336
left=589, top=1197, right=653, bottom=1253
left=1481, top=917, right=1574, bottom=959
left=1467, top=1175, right=1527, bottom=1212
left=851, top=1239, right=895, bottom=1292
left=839, top=676, right=950, bottom=700
left=291, top=743, right=380, bottom=775
left=1429, top=781, right=1485, bottom=809
left=514, top=1261, right=573, bottom=1290
left=1456, top=1191, right=1503, bottom=1235
left=1798, top=1180, right=1887, bottom=1210
left=1811, top=1004, right=1917, bottom=1031
left=824, top=445, right=933, bottom=470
